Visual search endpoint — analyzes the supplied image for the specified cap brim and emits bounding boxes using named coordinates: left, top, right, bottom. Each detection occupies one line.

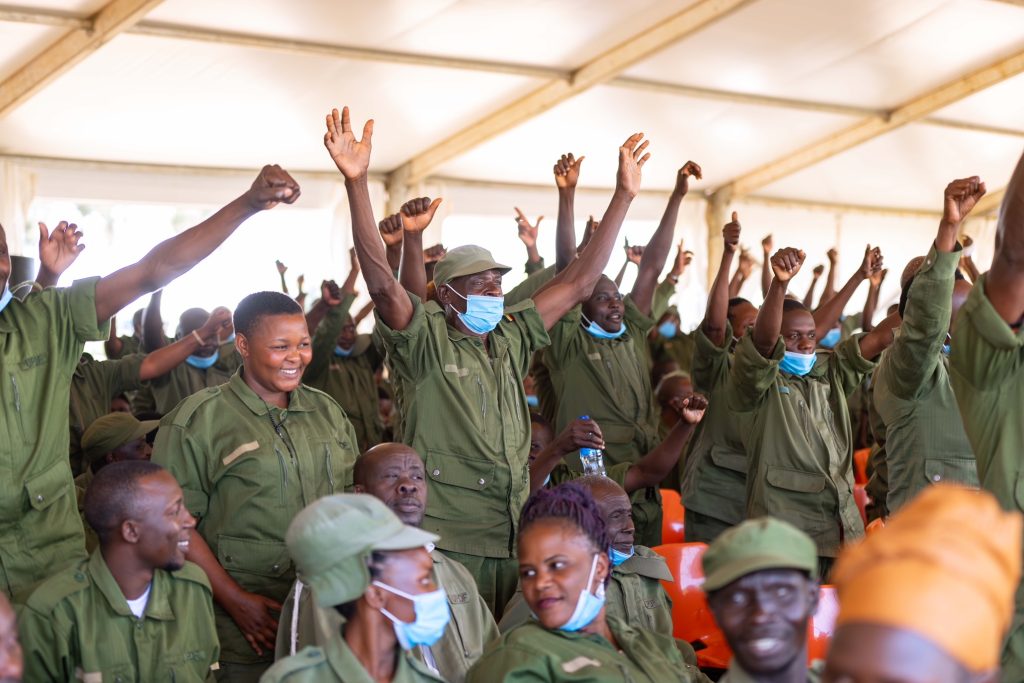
left=703, top=554, right=817, bottom=592
left=435, top=259, right=512, bottom=286
left=133, top=420, right=160, bottom=439
left=372, top=524, right=439, bottom=552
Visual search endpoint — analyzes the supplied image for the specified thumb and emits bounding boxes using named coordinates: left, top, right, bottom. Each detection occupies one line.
left=426, top=197, right=443, bottom=219
left=536, top=215, right=544, bottom=226
left=731, top=211, right=739, bottom=223
left=575, top=155, right=585, bottom=166
left=37, top=222, right=49, bottom=242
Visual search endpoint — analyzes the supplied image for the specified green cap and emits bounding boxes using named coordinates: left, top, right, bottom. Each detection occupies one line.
left=286, top=494, right=438, bottom=608
left=81, top=413, right=159, bottom=464
left=432, top=245, right=510, bottom=289
left=701, top=517, right=818, bottom=592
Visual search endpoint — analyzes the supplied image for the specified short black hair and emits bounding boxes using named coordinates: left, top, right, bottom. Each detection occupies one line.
left=529, top=411, right=551, bottom=430
left=728, top=297, right=752, bottom=310
left=337, top=550, right=389, bottom=619
left=84, top=460, right=165, bottom=545
left=783, top=298, right=809, bottom=313
left=233, top=291, right=303, bottom=338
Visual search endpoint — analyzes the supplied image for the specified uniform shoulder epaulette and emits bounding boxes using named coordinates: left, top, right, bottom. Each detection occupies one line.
left=24, top=562, right=91, bottom=614
left=165, top=385, right=225, bottom=427
left=169, top=561, right=213, bottom=593
left=269, top=646, right=325, bottom=680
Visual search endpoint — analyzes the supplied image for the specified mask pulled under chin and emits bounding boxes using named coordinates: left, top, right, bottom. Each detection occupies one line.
left=185, top=350, right=220, bottom=370
left=0, top=286, right=12, bottom=315
left=557, top=553, right=606, bottom=632
left=374, top=581, right=451, bottom=649
left=581, top=313, right=627, bottom=340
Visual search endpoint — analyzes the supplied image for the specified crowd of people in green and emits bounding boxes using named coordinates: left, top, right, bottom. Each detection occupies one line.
left=0, top=104, right=1022, bottom=683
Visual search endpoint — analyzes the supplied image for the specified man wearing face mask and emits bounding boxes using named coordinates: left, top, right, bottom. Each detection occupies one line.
left=871, top=177, right=985, bottom=516
left=327, top=104, right=651, bottom=616
left=276, top=443, right=498, bottom=683
left=543, top=161, right=702, bottom=548
left=702, top=517, right=823, bottom=683
left=261, top=494, right=448, bottom=683
left=729, top=247, right=900, bottom=578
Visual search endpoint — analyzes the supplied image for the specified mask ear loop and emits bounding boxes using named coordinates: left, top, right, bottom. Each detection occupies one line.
left=585, top=553, right=605, bottom=598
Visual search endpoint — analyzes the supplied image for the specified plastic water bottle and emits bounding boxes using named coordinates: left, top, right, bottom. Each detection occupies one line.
left=578, top=415, right=607, bottom=476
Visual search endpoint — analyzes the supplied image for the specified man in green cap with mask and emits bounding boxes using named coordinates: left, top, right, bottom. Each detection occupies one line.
left=262, top=493, right=447, bottom=682
left=325, top=105, right=651, bottom=615
left=701, top=517, right=822, bottom=683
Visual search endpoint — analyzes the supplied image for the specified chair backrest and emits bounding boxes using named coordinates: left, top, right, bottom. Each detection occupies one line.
left=853, top=484, right=869, bottom=526
left=808, top=585, right=839, bottom=662
left=652, top=542, right=732, bottom=669
left=660, top=489, right=686, bottom=544
left=865, top=517, right=886, bottom=535
left=853, top=448, right=871, bottom=485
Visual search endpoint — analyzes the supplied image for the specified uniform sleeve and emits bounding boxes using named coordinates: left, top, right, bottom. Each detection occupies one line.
left=883, top=247, right=958, bottom=400
left=832, top=334, right=876, bottom=398
left=505, top=265, right=556, bottom=307
left=152, top=417, right=211, bottom=519
left=103, top=354, right=146, bottom=395
left=949, top=272, right=1024, bottom=390
left=524, top=258, right=546, bottom=276
left=624, top=295, right=656, bottom=336
left=500, top=299, right=552, bottom=376
left=467, top=644, right=551, bottom=683
left=545, top=305, right=585, bottom=368
left=651, top=279, right=676, bottom=321
left=728, top=333, right=783, bottom=413
left=374, top=292, right=434, bottom=383
left=18, top=606, right=69, bottom=682
left=691, top=322, right=733, bottom=394
left=64, top=277, right=111, bottom=343
left=303, top=301, right=352, bottom=384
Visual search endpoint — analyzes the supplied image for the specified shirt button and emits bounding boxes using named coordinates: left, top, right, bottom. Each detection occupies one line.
left=933, top=474, right=942, bottom=482
left=272, top=564, right=280, bottom=572
left=225, top=555, right=234, bottom=563
left=478, top=478, right=486, bottom=486
left=432, top=469, right=440, bottom=476
left=35, top=494, right=43, bottom=503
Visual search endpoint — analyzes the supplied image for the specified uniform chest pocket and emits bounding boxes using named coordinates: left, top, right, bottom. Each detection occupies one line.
left=425, top=450, right=497, bottom=520
left=599, top=423, right=636, bottom=448
left=308, top=438, right=354, bottom=493
left=217, top=535, right=292, bottom=579
left=25, top=459, right=71, bottom=511
left=766, top=466, right=827, bottom=493
left=159, top=649, right=214, bottom=682
left=709, top=446, right=747, bottom=474
left=923, top=458, right=979, bottom=487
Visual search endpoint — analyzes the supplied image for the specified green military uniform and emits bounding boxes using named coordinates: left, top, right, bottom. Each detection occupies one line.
left=69, top=353, right=146, bottom=475
left=506, top=265, right=556, bottom=307
left=863, top=377, right=890, bottom=523
left=498, top=545, right=676, bottom=639
left=873, top=246, right=978, bottom=513
left=719, top=660, right=824, bottom=682
left=651, top=279, right=677, bottom=323
left=19, top=551, right=220, bottom=682
left=948, top=272, right=1024, bottom=681
left=375, top=291, right=549, bottom=614
left=680, top=324, right=751, bottom=543
left=152, top=371, right=359, bottom=675
left=133, top=342, right=240, bottom=415
left=649, top=333, right=696, bottom=376
left=276, top=549, right=499, bottom=683
left=543, top=297, right=663, bottom=547
left=467, top=615, right=710, bottom=682
left=106, top=333, right=142, bottom=360
left=0, top=278, right=109, bottom=603
left=729, top=334, right=874, bottom=562
left=304, top=298, right=383, bottom=452
left=262, top=638, right=445, bottom=683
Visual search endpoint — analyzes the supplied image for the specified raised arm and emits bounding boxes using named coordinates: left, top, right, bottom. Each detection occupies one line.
left=616, top=243, right=643, bottom=288
left=861, top=268, right=887, bottom=332
left=803, top=265, right=823, bottom=308
left=760, top=234, right=773, bottom=298
left=400, top=197, right=443, bottom=301
left=354, top=300, right=375, bottom=325
left=139, top=308, right=232, bottom=380
left=985, top=150, right=1024, bottom=322
left=141, top=290, right=167, bottom=352
left=702, top=211, right=741, bottom=346
left=821, top=248, right=839, bottom=304
left=325, top=107, right=414, bottom=330
left=812, top=245, right=882, bottom=340
left=623, top=394, right=707, bottom=492
left=306, top=280, right=344, bottom=337
left=104, top=318, right=123, bottom=358
left=94, top=166, right=299, bottom=323
left=515, top=207, right=544, bottom=272
left=529, top=418, right=605, bottom=492
left=275, top=260, right=289, bottom=294
left=631, top=161, right=700, bottom=316
left=553, top=153, right=584, bottom=272
left=532, top=133, right=649, bottom=329
left=959, top=235, right=981, bottom=283
left=755, top=248, right=805, bottom=357
left=729, top=248, right=755, bottom=298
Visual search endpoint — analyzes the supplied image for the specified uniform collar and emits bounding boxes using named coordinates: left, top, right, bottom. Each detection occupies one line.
left=227, top=368, right=314, bottom=416
left=323, top=629, right=442, bottom=682
left=88, top=550, right=175, bottom=621
left=612, top=545, right=674, bottom=581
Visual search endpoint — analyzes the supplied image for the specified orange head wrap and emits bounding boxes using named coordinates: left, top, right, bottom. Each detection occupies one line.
left=832, top=484, right=1021, bottom=672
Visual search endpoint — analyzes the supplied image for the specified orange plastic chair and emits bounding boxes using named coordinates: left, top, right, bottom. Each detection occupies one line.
left=865, top=517, right=886, bottom=535
left=660, top=489, right=686, bottom=544
left=807, top=584, right=839, bottom=662
left=853, top=448, right=870, bottom=485
left=652, top=542, right=732, bottom=669
left=853, top=484, right=869, bottom=526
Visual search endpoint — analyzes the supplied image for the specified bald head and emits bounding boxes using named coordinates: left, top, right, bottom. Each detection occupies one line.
left=901, top=256, right=927, bottom=289
left=353, top=443, right=427, bottom=526
left=576, top=475, right=634, bottom=553
left=656, top=372, right=693, bottom=409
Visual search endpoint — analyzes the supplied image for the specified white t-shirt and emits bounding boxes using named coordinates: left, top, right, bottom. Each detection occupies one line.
left=126, top=584, right=152, bottom=619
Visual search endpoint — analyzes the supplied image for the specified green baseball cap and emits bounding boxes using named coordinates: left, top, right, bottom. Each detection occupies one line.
left=701, top=517, right=818, bottom=592
left=286, top=493, right=438, bottom=608
left=81, top=413, right=159, bottom=464
left=432, top=245, right=510, bottom=289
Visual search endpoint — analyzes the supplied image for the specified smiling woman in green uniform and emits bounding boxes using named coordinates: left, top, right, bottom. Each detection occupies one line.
left=260, top=494, right=447, bottom=683
left=152, top=292, right=359, bottom=682
left=468, top=482, right=709, bottom=683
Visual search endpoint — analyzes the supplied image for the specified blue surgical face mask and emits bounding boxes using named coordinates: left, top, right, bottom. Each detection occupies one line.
left=334, top=345, right=353, bottom=357
left=558, top=553, right=606, bottom=632
left=581, top=313, right=626, bottom=340
left=657, top=321, right=678, bottom=339
left=819, top=328, right=841, bottom=349
left=373, top=581, right=451, bottom=649
left=185, top=349, right=219, bottom=370
left=609, top=546, right=635, bottom=567
left=942, top=344, right=951, bottom=356
left=0, top=285, right=12, bottom=315
left=780, top=350, right=816, bottom=376
left=526, top=394, right=539, bottom=408
left=542, top=473, right=551, bottom=487
left=446, top=286, right=504, bottom=335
